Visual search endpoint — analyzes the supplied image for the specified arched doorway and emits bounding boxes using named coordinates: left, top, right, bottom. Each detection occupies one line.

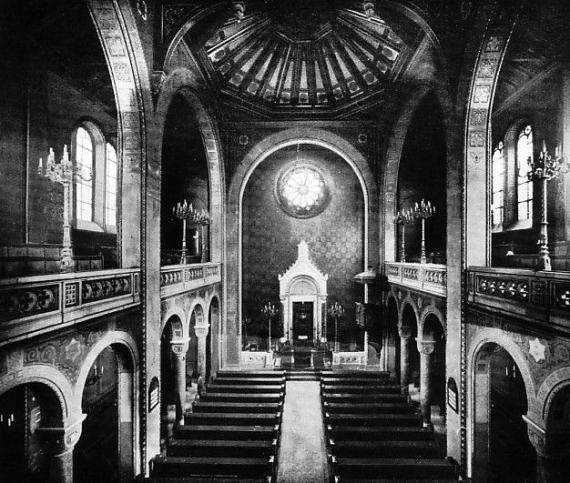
left=0, top=382, right=63, bottom=482
left=74, top=344, right=134, bottom=483
left=473, top=343, right=535, bottom=482
left=383, top=297, right=400, bottom=379
left=401, top=304, right=420, bottom=389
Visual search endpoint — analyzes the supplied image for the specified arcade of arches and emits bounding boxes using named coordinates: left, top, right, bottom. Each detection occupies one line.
left=0, top=1, right=570, bottom=482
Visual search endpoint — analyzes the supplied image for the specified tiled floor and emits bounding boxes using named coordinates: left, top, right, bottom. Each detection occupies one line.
left=277, top=381, right=330, bottom=483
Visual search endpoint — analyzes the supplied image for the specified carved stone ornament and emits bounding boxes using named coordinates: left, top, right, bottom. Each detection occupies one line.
left=194, top=323, right=211, bottom=339
left=418, top=340, right=436, bottom=356
left=529, top=338, right=547, bottom=363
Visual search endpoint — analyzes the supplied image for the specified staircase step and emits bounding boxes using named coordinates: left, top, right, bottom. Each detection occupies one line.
left=216, top=370, right=285, bottom=378
left=321, top=370, right=390, bottom=379
left=325, top=413, right=422, bottom=427
left=327, top=425, right=432, bottom=441
left=323, top=393, right=407, bottom=403
left=321, top=376, right=392, bottom=384
left=151, top=456, right=273, bottom=478
left=192, top=401, right=282, bottom=414
left=322, top=384, right=402, bottom=393
left=330, top=439, right=440, bottom=458
left=333, top=457, right=456, bottom=479
left=186, top=412, right=280, bottom=426
left=168, top=439, right=276, bottom=458
left=174, top=424, right=278, bottom=441
left=323, top=401, right=414, bottom=414
left=200, top=393, right=283, bottom=403
left=213, top=377, right=285, bottom=385
left=149, top=478, right=269, bottom=483
left=207, top=384, right=284, bottom=394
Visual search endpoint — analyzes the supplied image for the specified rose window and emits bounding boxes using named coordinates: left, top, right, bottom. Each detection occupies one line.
left=276, top=165, right=329, bottom=218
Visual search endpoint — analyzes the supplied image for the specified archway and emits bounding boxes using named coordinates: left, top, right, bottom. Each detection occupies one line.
left=160, top=92, right=211, bottom=266
left=542, top=384, right=570, bottom=482
left=421, top=314, right=446, bottom=440
left=74, top=343, right=135, bottom=483
left=0, top=382, right=64, bottom=482
left=383, top=297, right=400, bottom=379
left=160, top=315, right=185, bottom=448
left=208, top=297, right=221, bottom=380
left=473, top=343, right=535, bottom=482
left=187, top=305, right=204, bottom=383
left=401, top=304, right=420, bottom=389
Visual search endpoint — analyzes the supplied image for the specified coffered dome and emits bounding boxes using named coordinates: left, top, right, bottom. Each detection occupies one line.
left=177, top=1, right=429, bottom=117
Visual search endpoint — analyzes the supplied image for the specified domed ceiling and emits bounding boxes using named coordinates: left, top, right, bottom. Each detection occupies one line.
left=178, top=0, right=429, bottom=118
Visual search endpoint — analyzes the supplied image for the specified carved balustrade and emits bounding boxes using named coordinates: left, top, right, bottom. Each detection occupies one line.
left=467, top=267, right=570, bottom=331
left=160, top=262, right=221, bottom=299
left=385, top=262, right=447, bottom=297
left=0, top=268, right=140, bottom=345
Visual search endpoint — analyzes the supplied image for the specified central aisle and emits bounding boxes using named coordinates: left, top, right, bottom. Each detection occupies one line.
left=277, top=381, right=330, bottom=483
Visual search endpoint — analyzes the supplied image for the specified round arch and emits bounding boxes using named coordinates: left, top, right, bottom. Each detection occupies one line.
left=225, top=127, right=378, bottom=365
left=467, top=329, right=537, bottom=477
left=161, top=308, right=187, bottom=342
left=0, top=366, right=73, bottom=422
left=538, top=367, right=570, bottom=425
left=400, top=299, right=420, bottom=333
left=419, top=306, right=446, bottom=340
left=154, top=70, right=225, bottom=263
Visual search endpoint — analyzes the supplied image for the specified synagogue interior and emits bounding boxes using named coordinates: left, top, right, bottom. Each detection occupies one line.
left=1, top=1, right=570, bottom=482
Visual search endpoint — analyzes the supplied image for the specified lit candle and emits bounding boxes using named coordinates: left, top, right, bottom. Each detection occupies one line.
left=555, top=144, right=560, bottom=158
left=542, top=139, right=547, bottom=153
left=38, top=157, right=43, bottom=172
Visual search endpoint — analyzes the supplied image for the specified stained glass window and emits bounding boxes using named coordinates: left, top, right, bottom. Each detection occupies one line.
left=277, top=165, right=329, bottom=218
left=75, top=127, right=93, bottom=222
left=491, top=141, right=504, bottom=225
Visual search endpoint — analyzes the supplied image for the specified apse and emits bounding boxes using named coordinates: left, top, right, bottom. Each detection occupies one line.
left=241, top=143, right=364, bottom=348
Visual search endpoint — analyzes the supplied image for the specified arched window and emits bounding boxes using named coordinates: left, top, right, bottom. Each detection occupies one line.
left=105, top=143, right=117, bottom=228
left=74, top=126, right=94, bottom=222
left=72, top=123, right=117, bottom=233
left=491, top=141, right=505, bottom=226
left=516, top=125, right=533, bottom=221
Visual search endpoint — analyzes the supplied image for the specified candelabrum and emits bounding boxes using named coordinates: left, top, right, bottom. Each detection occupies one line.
left=328, top=302, right=345, bottom=352
left=172, top=200, right=210, bottom=264
left=395, top=209, right=413, bottom=262
left=412, top=199, right=436, bottom=264
left=527, top=141, right=567, bottom=271
left=37, top=145, right=92, bottom=272
left=261, top=302, right=278, bottom=352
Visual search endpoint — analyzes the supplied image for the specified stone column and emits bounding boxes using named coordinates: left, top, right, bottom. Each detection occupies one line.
left=171, top=342, right=187, bottom=426
left=526, top=418, right=570, bottom=483
left=39, top=415, right=85, bottom=483
left=194, top=324, right=211, bottom=381
left=398, top=327, right=411, bottom=387
left=418, top=339, right=436, bottom=427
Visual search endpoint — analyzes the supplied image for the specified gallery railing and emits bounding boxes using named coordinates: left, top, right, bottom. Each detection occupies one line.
left=385, top=262, right=447, bottom=297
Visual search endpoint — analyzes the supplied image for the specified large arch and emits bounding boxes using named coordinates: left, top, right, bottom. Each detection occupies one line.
left=225, top=127, right=378, bottom=365
left=74, top=331, right=140, bottom=481
left=154, top=69, right=225, bottom=264
left=466, top=328, right=537, bottom=477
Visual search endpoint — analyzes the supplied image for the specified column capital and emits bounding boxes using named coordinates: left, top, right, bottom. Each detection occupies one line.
left=170, top=340, right=188, bottom=356
left=524, top=416, right=570, bottom=460
left=417, top=339, right=436, bottom=355
left=194, top=323, right=211, bottom=339
left=37, top=414, right=86, bottom=455
left=398, top=325, right=412, bottom=339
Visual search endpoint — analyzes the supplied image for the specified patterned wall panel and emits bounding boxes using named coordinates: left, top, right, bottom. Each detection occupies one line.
left=242, top=146, right=364, bottom=335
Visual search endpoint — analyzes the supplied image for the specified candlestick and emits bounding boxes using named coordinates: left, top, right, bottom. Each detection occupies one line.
left=412, top=199, right=436, bottom=264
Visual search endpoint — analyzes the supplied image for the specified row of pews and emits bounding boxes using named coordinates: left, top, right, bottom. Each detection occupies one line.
left=321, top=370, right=461, bottom=483
left=150, top=370, right=286, bottom=482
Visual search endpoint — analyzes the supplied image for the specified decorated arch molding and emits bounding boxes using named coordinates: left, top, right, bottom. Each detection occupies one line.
left=419, top=305, right=446, bottom=340
left=467, top=327, right=538, bottom=415
left=154, top=70, right=225, bottom=263
left=161, top=308, right=186, bottom=343
left=0, top=365, right=73, bottom=422
left=224, top=127, right=378, bottom=365
left=74, top=331, right=139, bottom=402
left=537, top=366, right=570, bottom=425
